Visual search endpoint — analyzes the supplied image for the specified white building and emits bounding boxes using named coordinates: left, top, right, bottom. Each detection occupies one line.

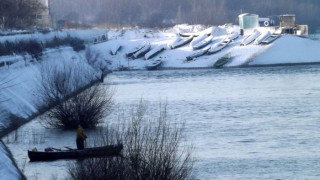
left=35, top=0, right=50, bottom=27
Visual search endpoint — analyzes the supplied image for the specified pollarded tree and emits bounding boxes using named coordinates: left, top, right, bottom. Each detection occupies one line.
left=38, top=58, right=114, bottom=129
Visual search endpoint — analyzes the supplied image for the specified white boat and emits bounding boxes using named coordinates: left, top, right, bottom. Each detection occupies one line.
left=208, top=39, right=231, bottom=54
left=145, top=45, right=165, bottom=60
left=132, top=43, right=151, bottom=59
left=126, top=41, right=147, bottom=58
left=186, top=47, right=210, bottom=61
left=192, top=35, right=213, bottom=50
left=170, top=36, right=193, bottom=49
left=254, top=31, right=271, bottom=45
left=226, top=32, right=239, bottom=41
left=190, top=34, right=210, bottom=49
left=240, top=30, right=261, bottom=46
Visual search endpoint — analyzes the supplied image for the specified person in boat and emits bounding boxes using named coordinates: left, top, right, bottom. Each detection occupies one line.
left=76, top=125, right=87, bottom=150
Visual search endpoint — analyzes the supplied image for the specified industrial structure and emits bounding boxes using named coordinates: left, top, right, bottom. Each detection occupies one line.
left=239, top=13, right=308, bottom=36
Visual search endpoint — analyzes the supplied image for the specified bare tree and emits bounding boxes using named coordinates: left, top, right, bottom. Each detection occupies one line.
left=68, top=101, right=194, bottom=180
left=38, top=59, right=114, bottom=129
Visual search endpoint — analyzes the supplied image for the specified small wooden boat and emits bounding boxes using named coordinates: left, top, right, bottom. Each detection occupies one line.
left=132, top=43, right=151, bottom=59
left=214, top=53, right=232, bottom=68
left=146, top=59, right=162, bottom=70
left=28, top=144, right=123, bottom=161
left=192, top=35, right=213, bottom=50
left=170, top=36, right=193, bottom=49
left=145, top=45, right=165, bottom=60
left=207, top=39, right=231, bottom=55
left=186, top=47, right=210, bottom=61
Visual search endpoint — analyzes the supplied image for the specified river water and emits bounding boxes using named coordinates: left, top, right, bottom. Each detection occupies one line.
left=105, top=65, right=320, bottom=179
left=6, top=65, right=320, bottom=179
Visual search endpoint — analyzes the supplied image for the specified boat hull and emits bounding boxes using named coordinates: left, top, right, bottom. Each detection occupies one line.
left=146, top=59, right=162, bottom=70
left=28, top=144, right=123, bottom=161
left=170, top=36, right=193, bottom=49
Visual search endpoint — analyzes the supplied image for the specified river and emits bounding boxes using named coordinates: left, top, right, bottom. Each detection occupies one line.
left=6, top=65, right=320, bottom=179
left=106, top=65, right=320, bottom=179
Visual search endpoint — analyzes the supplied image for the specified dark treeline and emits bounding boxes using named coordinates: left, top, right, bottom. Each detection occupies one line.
left=52, top=0, right=320, bottom=32
left=0, top=0, right=45, bottom=28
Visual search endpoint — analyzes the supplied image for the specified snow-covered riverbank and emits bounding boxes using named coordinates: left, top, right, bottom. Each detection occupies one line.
left=0, top=30, right=104, bottom=178
left=91, top=24, right=320, bottom=70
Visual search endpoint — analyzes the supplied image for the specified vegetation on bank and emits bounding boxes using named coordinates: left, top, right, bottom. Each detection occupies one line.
left=0, top=36, right=85, bottom=60
left=68, top=101, right=194, bottom=180
left=38, top=48, right=111, bottom=129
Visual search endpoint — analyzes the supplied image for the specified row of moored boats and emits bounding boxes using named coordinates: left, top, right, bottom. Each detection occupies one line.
left=115, top=29, right=280, bottom=70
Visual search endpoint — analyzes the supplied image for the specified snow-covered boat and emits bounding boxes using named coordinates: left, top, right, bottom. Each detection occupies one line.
left=179, top=32, right=202, bottom=37
left=254, top=31, right=271, bottom=45
left=170, top=36, right=193, bottom=49
left=226, top=32, right=239, bottom=41
left=190, top=34, right=210, bottom=49
left=126, top=42, right=147, bottom=58
left=261, top=34, right=281, bottom=45
left=208, top=39, right=231, bottom=55
left=146, top=59, right=162, bottom=70
left=240, top=30, right=261, bottom=46
left=132, top=43, right=151, bottom=59
left=145, top=45, right=166, bottom=60
left=214, top=53, right=232, bottom=68
left=28, top=144, right=123, bottom=161
left=192, top=35, right=213, bottom=50
left=186, top=47, right=210, bottom=61
left=110, top=44, right=122, bottom=55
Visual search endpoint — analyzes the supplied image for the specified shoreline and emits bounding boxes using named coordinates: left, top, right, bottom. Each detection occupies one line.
left=114, top=61, right=320, bottom=72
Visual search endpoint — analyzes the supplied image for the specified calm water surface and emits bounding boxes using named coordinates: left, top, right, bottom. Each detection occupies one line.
left=105, top=65, right=320, bottom=179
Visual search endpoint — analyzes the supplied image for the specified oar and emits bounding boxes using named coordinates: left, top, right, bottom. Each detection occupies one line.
left=51, top=148, right=61, bottom=151
left=64, top=146, right=75, bottom=150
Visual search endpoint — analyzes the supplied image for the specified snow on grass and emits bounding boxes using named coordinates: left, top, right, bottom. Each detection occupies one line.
left=0, top=141, right=22, bottom=180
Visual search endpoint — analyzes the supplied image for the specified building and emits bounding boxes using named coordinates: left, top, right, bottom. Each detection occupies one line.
left=280, top=14, right=308, bottom=35
left=238, top=13, right=259, bottom=30
left=35, top=0, right=50, bottom=27
left=239, top=13, right=308, bottom=36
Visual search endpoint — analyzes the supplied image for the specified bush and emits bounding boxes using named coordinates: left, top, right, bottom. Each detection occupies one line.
left=44, top=36, right=85, bottom=52
left=39, top=60, right=113, bottom=129
left=44, top=85, right=113, bottom=129
left=0, top=40, right=43, bottom=59
left=4, top=41, right=14, bottom=55
left=0, top=35, right=85, bottom=58
left=68, top=101, right=194, bottom=180
left=24, top=40, right=43, bottom=59
left=69, top=38, right=85, bottom=52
